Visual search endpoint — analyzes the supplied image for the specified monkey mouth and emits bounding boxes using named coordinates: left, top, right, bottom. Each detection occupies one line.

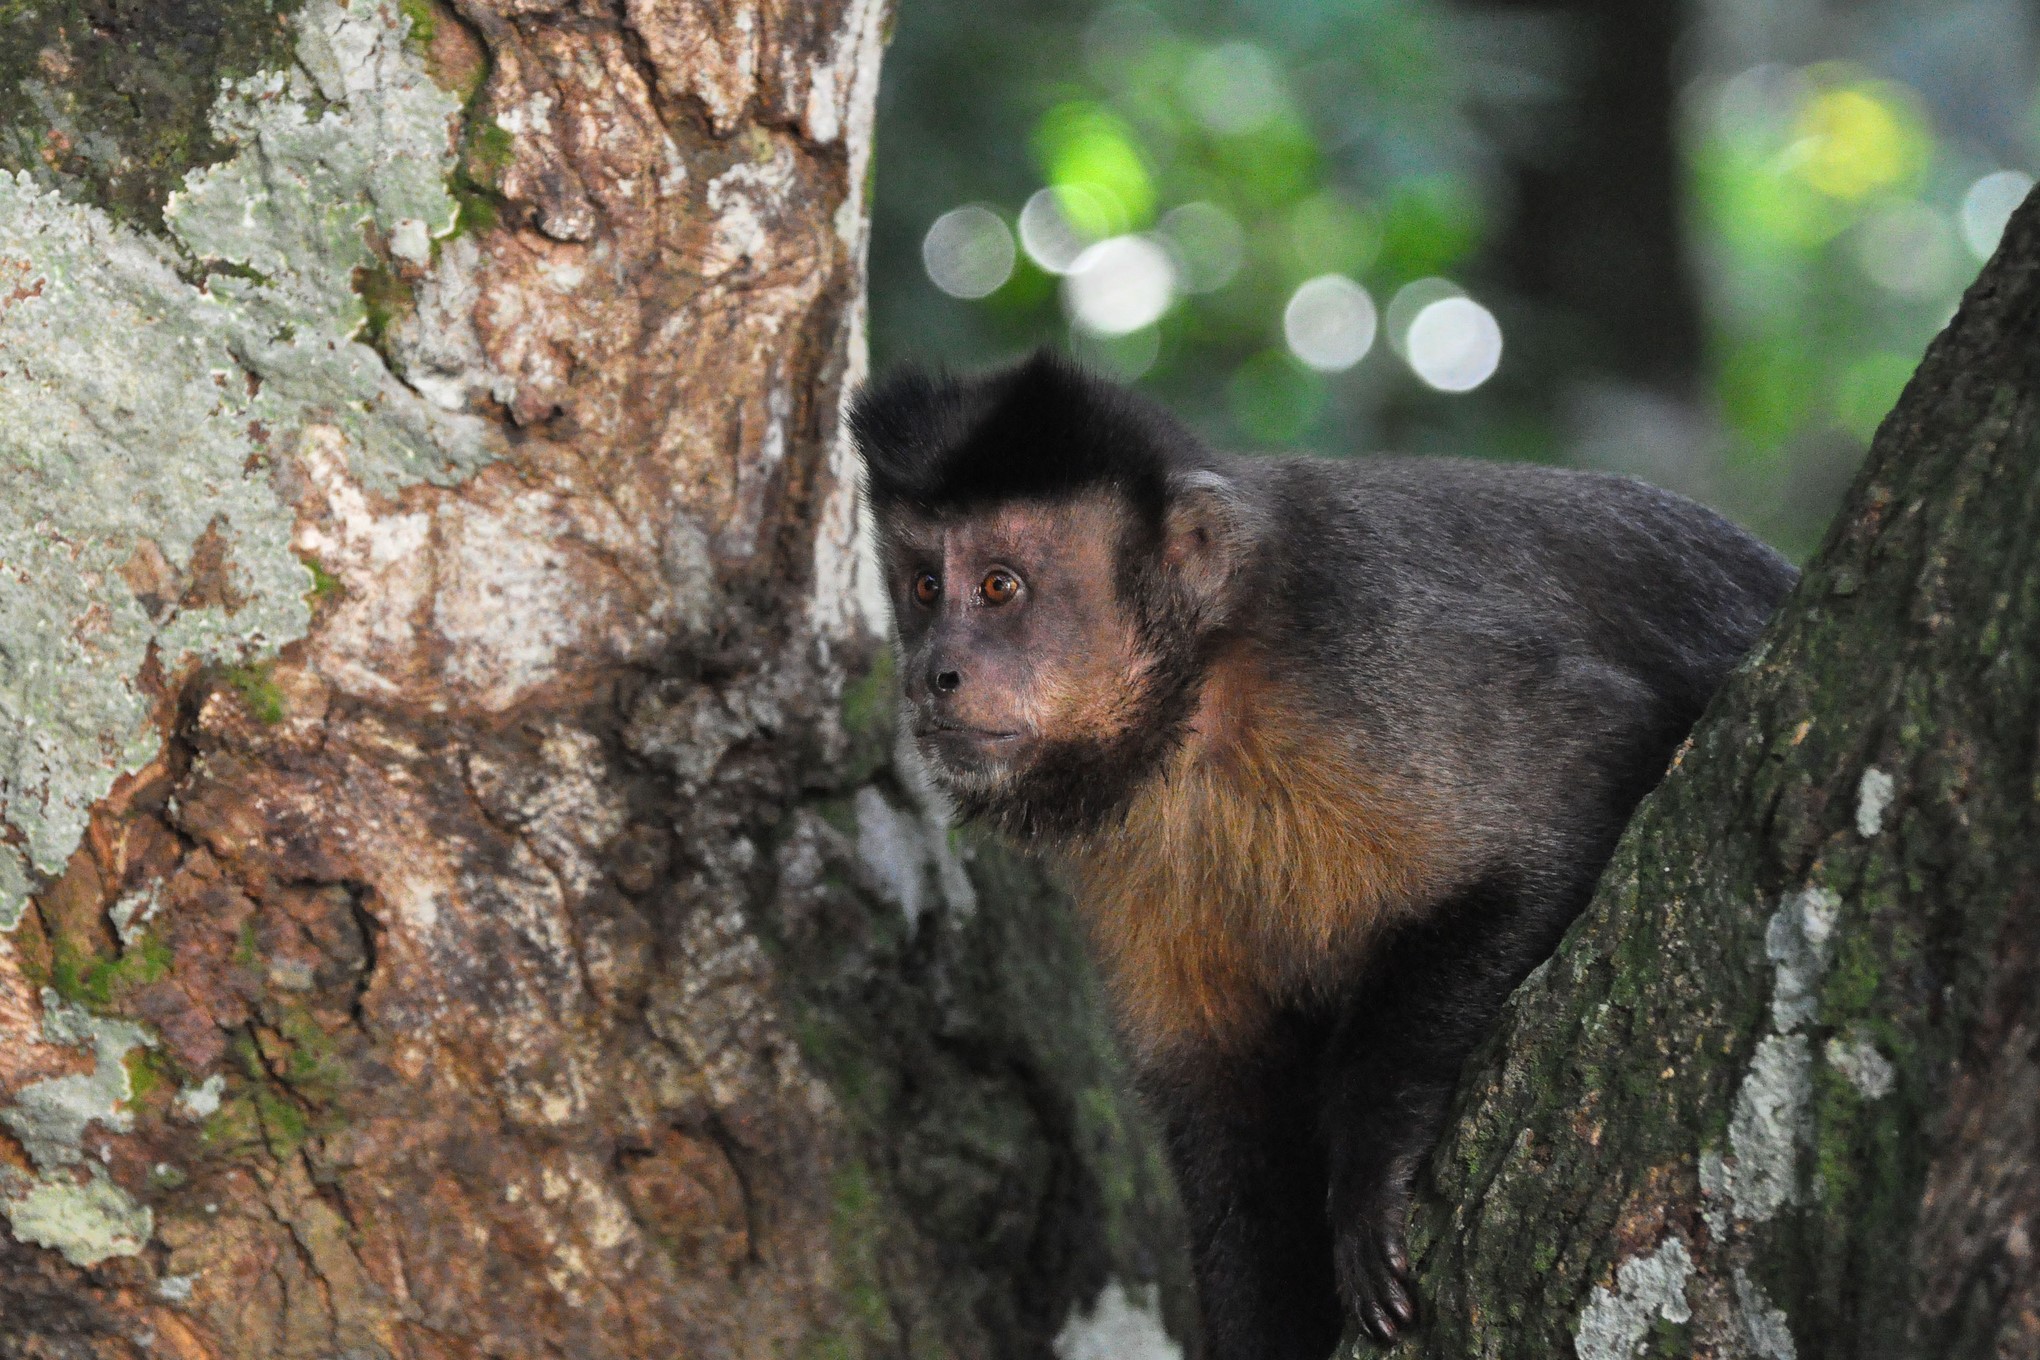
left=915, top=721, right=1028, bottom=765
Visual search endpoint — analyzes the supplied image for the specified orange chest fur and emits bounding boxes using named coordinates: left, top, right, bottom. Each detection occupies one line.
left=1063, top=694, right=1445, bottom=1059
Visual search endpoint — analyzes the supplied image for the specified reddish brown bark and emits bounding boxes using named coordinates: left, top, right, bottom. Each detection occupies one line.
left=0, top=3, right=1188, bottom=1356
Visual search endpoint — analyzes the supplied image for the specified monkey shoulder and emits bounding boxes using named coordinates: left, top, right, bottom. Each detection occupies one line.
left=1226, top=455, right=1794, bottom=861
left=1242, top=455, right=1792, bottom=689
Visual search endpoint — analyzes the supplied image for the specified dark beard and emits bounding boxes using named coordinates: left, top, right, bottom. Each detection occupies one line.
left=953, top=623, right=1206, bottom=847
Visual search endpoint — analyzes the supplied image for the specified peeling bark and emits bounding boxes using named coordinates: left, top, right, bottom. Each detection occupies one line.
left=0, top=3, right=1189, bottom=1357
left=1389, top=189, right=2040, bottom=1359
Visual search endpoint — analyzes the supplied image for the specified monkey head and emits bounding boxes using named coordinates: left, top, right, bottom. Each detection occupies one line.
left=850, top=353, right=1260, bottom=844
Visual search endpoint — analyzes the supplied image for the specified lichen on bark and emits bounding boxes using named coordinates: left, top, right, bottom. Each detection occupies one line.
left=1394, top=187, right=2040, bottom=1359
left=0, top=0, right=487, bottom=931
left=0, top=0, right=307, bottom=229
left=0, top=0, right=1194, bottom=1352
left=0, top=994, right=155, bottom=1267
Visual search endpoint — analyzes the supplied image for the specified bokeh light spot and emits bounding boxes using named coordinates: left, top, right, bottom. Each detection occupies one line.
left=1063, top=235, right=1178, bottom=336
left=1960, top=170, right=2035, bottom=260
left=1713, top=64, right=1804, bottom=141
left=1696, top=68, right=1850, bottom=252
left=1159, top=202, right=1246, bottom=294
left=1034, top=102, right=1155, bottom=237
left=1020, top=187, right=1103, bottom=274
left=1182, top=41, right=1288, bottom=136
left=1854, top=202, right=1957, bottom=298
left=1789, top=80, right=1928, bottom=202
left=1283, top=275, right=1377, bottom=372
left=1384, top=277, right=1465, bottom=357
left=922, top=205, right=1017, bottom=300
left=1376, top=179, right=1480, bottom=279
left=1405, top=297, right=1502, bottom=392
left=1288, top=192, right=1383, bottom=277
left=1211, top=115, right=1321, bottom=212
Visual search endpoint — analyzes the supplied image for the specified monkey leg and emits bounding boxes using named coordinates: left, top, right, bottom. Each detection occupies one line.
left=1142, top=1027, right=1344, bottom=1360
left=1318, top=875, right=1574, bottom=1345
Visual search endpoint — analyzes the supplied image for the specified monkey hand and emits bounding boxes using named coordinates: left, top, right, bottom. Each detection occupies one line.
left=1332, top=1184, right=1417, bottom=1347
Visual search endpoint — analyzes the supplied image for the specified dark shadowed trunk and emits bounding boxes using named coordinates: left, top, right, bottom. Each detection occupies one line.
left=1399, top=0, right=1711, bottom=494
left=1460, top=0, right=1706, bottom=398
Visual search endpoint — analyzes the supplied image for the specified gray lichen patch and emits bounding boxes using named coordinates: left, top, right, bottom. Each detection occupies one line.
left=2, top=1165, right=154, bottom=1268
left=109, top=882, right=165, bottom=949
left=1705, top=886, right=1838, bottom=1224
left=1823, top=1028, right=1895, bottom=1101
left=1573, top=1235, right=1693, bottom=1360
left=1723, top=1034, right=1813, bottom=1223
left=3, top=992, right=153, bottom=1168
left=173, top=1074, right=228, bottom=1124
left=1733, top=1268, right=1798, bottom=1360
left=1765, top=886, right=1839, bottom=1032
left=0, top=0, right=493, bottom=925
left=162, top=0, right=487, bottom=495
left=0, top=855, right=28, bottom=933
left=1854, top=766, right=1895, bottom=838
left=0, top=173, right=297, bottom=892
left=0, top=991, right=155, bottom=1266
left=1675, top=885, right=1844, bottom=1350
left=1054, top=1280, right=1182, bottom=1360
left=852, top=786, right=976, bottom=931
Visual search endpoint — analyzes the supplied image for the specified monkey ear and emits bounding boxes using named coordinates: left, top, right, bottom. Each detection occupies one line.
left=1161, top=469, right=1259, bottom=618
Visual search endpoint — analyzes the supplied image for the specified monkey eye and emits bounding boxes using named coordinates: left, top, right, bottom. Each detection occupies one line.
left=911, top=572, right=941, bottom=608
left=980, top=570, right=1021, bottom=606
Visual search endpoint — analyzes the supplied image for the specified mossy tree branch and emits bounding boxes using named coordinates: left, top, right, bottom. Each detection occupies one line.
left=1391, top=188, right=2040, bottom=1359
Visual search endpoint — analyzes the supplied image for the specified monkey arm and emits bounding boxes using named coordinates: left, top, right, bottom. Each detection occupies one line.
left=1140, top=1027, right=1345, bottom=1360
left=1318, top=872, right=1583, bottom=1345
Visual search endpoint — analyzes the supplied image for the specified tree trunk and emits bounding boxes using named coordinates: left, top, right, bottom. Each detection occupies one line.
left=0, top=3, right=1190, bottom=1357
left=1458, top=0, right=1705, bottom=398
left=1390, top=187, right=2040, bottom=1358
left=1402, top=0, right=1709, bottom=480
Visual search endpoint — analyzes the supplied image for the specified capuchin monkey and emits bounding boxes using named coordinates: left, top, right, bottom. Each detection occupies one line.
left=849, top=352, right=1795, bottom=1358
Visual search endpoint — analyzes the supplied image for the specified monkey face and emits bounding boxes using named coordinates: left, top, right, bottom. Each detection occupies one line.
left=879, top=496, right=1158, bottom=803
left=850, top=354, right=1264, bottom=840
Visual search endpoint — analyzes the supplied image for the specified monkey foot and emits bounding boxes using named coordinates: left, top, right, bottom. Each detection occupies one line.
left=1335, top=1219, right=1417, bottom=1347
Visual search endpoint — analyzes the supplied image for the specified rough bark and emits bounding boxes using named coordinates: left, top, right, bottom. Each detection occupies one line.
left=1386, top=188, right=2040, bottom=1358
left=0, top=3, right=1190, bottom=1357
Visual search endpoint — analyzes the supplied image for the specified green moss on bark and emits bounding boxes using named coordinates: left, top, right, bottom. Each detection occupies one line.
left=0, top=0, right=307, bottom=230
left=1394, top=191, right=2040, bottom=1359
left=769, top=769, right=1196, bottom=1358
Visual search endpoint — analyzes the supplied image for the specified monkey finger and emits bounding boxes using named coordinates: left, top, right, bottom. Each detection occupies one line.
left=1373, top=1263, right=1416, bottom=1332
left=1337, top=1235, right=1413, bottom=1345
left=1379, top=1231, right=1416, bottom=1322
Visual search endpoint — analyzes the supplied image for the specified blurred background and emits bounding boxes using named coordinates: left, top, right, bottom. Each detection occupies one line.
left=866, top=0, right=2039, bottom=560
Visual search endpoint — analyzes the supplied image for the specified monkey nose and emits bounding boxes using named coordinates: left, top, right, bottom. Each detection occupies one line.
left=932, top=669, right=962, bottom=694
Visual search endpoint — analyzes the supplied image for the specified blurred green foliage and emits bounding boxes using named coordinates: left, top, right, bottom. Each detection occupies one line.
left=1693, top=64, right=2026, bottom=504
left=870, top=0, right=1495, bottom=450
left=869, top=0, right=2038, bottom=558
